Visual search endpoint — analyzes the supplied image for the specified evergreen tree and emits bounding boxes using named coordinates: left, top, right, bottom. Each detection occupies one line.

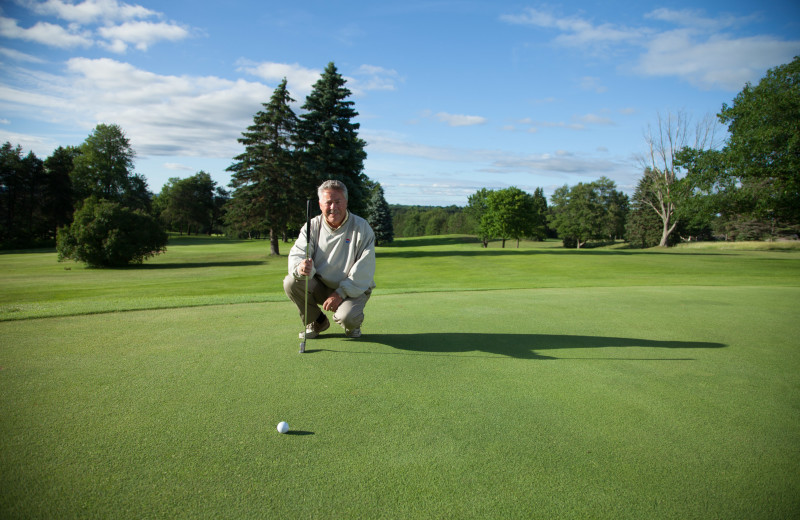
left=531, top=187, right=549, bottom=241
left=226, top=78, right=300, bottom=255
left=626, top=175, right=676, bottom=248
left=366, top=182, right=393, bottom=245
left=43, top=146, right=78, bottom=238
left=298, top=62, right=369, bottom=215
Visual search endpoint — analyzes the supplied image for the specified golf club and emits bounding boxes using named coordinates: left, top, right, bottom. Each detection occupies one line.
left=299, top=199, right=311, bottom=353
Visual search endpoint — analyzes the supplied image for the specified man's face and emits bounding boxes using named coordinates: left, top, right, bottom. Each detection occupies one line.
left=319, top=189, right=348, bottom=228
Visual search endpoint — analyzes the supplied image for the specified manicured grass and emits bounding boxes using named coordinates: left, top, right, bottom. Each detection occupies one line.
left=1, top=236, right=799, bottom=518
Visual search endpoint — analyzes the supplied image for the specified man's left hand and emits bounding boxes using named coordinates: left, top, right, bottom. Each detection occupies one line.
left=323, top=293, right=343, bottom=312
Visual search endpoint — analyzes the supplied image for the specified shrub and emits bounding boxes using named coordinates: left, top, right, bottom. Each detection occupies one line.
left=57, top=197, right=168, bottom=267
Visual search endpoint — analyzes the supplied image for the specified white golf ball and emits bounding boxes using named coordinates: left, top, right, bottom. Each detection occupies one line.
left=277, top=421, right=289, bottom=434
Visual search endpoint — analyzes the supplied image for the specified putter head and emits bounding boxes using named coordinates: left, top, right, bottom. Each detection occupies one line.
left=299, top=341, right=306, bottom=353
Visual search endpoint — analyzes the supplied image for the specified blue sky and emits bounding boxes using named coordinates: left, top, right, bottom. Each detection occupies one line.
left=1, top=0, right=799, bottom=206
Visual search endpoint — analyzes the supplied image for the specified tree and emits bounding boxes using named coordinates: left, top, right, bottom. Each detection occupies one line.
left=483, top=187, right=535, bottom=248
left=226, top=79, right=300, bottom=255
left=70, top=124, right=150, bottom=211
left=548, top=182, right=604, bottom=249
left=156, top=172, right=217, bottom=235
left=366, top=182, right=393, bottom=245
left=717, top=56, right=800, bottom=234
left=626, top=175, right=673, bottom=248
left=298, top=62, right=369, bottom=215
left=593, top=176, right=629, bottom=241
left=530, top=187, right=549, bottom=241
left=639, top=111, right=719, bottom=246
left=57, top=197, right=167, bottom=267
left=674, top=57, right=800, bottom=240
left=467, top=188, right=492, bottom=247
left=43, top=146, right=78, bottom=237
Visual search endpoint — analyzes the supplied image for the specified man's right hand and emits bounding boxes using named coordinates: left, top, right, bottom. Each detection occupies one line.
left=298, top=259, right=313, bottom=277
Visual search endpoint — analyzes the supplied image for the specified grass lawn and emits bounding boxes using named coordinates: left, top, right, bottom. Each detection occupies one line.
left=1, top=236, right=799, bottom=518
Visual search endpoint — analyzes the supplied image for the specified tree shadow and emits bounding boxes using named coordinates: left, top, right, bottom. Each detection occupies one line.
left=322, top=333, right=726, bottom=360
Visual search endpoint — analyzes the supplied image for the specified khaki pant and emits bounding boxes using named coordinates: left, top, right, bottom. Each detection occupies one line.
left=283, top=274, right=372, bottom=331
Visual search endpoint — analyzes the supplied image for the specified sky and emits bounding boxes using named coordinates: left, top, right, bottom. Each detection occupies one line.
left=1, top=0, right=799, bottom=207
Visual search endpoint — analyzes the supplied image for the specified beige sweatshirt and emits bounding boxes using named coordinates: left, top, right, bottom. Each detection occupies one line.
left=288, top=211, right=376, bottom=299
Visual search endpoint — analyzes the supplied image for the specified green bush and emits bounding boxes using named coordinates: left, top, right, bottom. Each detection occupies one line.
left=57, top=197, right=168, bottom=267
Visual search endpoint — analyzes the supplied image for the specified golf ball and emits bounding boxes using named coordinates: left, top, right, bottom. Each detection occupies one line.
left=277, top=421, right=289, bottom=434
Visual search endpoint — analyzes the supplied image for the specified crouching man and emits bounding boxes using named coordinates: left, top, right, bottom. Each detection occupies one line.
left=284, top=180, right=376, bottom=339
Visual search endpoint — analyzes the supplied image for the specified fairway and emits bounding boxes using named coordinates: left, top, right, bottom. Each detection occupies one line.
left=1, top=237, right=799, bottom=518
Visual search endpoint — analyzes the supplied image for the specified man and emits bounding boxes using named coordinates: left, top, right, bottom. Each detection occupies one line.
left=284, top=180, right=376, bottom=339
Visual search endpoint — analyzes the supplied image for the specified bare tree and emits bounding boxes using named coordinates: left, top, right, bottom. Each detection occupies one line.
left=640, top=110, right=719, bottom=246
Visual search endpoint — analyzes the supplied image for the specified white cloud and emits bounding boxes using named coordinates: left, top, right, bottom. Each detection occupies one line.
left=577, top=113, right=614, bottom=125
left=22, top=0, right=158, bottom=24
left=237, top=61, right=322, bottom=100
left=0, top=16, right=93, bottom=48
left=7, top=1, right=190, bottom=52
left=435, top=112, right=487, bottom=127
left=501, top=6, right=800, bottom=91
left=501, top=7, right=645, bottom=48
left=349, top=64, right=401, bottom=94
left=2, top=58, right=271, bottom=158
left=644, top=8, right=756, bottom=31
left=98, top=20, right=189, bottom=52
left=164, top=162, right=194, bottom=171
left=635, top=31, right=800, bottom=91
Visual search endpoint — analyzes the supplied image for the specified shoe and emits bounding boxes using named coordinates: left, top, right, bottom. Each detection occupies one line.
left=299, top=315, right=330, bottom=339
left=345, top=328, right=361, bottom=338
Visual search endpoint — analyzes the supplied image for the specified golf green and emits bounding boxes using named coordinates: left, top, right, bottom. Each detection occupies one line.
left=1, top=238, right=799, bottom=518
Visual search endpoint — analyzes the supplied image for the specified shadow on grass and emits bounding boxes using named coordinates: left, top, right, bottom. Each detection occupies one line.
left=377, top=248, right=729, bottom=259
left=310, top=333, right=727, bottom=360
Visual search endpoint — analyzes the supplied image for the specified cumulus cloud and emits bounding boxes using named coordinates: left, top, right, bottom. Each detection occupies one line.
left=634, top=31, right=800, bottom=90
left=0, top=16, right=93, bottom=48
left=501, top=6, right=800, bottom=91
left=236, top=61, right=322, bottom=100
left=21, top=0, right=158, bottom=24
left=4, top=1, right=190, bottom=52
left=98, top=20, right=189, bottom=52
left=1, top=57, right=271, bottom=157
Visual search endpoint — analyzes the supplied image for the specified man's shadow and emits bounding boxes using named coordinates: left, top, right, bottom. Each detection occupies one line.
left=317, top=333, right=726, bottom=360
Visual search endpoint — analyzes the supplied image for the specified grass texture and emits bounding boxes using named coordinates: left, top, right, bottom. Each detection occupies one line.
left=1, top=236, right=799, bottom=518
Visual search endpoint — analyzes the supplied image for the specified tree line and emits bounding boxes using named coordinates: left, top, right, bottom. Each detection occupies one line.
left=393, top=57, right=799, bottom=248
left=1, top=57, right=796, bottom=261
left=391, top=179, right=627, bottom=249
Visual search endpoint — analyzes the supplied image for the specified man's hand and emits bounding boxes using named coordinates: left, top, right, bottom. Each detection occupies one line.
left=323, top=292, right=343, bottom=312
left=298, top=259, right=313, bottom=277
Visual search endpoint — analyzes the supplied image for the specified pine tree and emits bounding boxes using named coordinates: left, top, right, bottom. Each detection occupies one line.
left=366, top=182, right=393, bottom=245
left=626, top=175, right=670, bottom=248
left=226, top=78, right=300, bottom=255
left=298, top=62, right=369, bottom=215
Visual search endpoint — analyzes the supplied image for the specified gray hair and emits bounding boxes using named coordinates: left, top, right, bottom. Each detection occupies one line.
left=317, top=179, right=348, bottom=201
